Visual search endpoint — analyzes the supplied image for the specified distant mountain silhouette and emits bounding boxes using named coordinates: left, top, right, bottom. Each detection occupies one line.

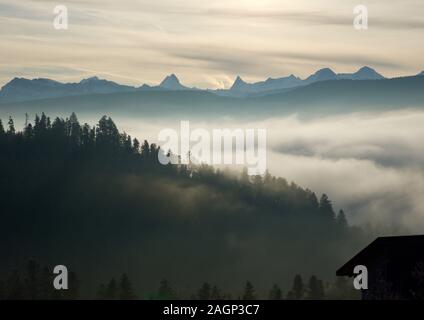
left=1, top=66, right=419, bottom=103
left=2, top=76, right=424, bottom=119
left=0, top=76, right=136, bottom=103
left=305, top=68, right=337, bottom=84
left=159, top=74, right=189, bottom=90
left=230, top=76, right=248, bottom=91
left=0, top=74, right=198, bottom=102
left=76, top=76, right=134, bottom=93
left=337, top=66, right=384, bottom=80
left=227, top=74, right=302, bottom=96
left=223, top=66, right=385, bottom=97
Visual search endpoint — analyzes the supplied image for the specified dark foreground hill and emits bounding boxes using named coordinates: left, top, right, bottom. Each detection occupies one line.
left=0, top=113, right=367, bottom=298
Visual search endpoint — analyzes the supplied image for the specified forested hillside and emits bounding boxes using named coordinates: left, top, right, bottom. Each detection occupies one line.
left=0, top=113, right=366, bottom=298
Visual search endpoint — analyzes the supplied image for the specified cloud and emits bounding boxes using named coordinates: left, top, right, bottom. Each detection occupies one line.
left=259, top=111, right=424, bottom=232
left=167, top=44, right=402, bottom=77
left=4, top=107, right=424, bottom=233
left=0, top=0, right=423, bottom=87
left=108, top=109, right=424, bottom=233
left=198, top=9, right=424, bottom=30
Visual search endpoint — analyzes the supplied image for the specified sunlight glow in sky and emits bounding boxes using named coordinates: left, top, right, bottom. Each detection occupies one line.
left=0, top=0, right=423, bottom=88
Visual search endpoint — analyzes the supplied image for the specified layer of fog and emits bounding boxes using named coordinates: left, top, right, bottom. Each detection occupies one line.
left=4, top=109, right=424, bottom=233
left=109, top=109, right=424, bottom=233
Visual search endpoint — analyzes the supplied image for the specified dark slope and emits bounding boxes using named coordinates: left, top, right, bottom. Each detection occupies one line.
left=0, top=114, right=365, bottom=297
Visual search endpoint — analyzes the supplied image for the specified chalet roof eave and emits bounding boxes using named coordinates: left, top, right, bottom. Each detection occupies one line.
left=336, top=235, right=424, bottom=277
left=336, top=238, right=380, bottom=277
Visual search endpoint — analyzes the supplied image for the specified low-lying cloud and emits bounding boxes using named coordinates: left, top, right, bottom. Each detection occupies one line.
left=110, top=109, right=424, bottom=233
left=262, top=110, right=424, bottom=232
left=8, top=109, right=422, bottom=233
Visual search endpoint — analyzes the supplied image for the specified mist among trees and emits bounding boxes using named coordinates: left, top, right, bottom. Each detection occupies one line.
left=0, top=113, right=366, bottom=298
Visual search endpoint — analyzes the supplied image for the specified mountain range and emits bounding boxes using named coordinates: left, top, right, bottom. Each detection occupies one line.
left=2, top=74, right=424, bottom=120
left=218, top=66, right=386, bottom=97
left=2, top=66, right=420, bottom=103
left=0, top=73, right=197, bottom=103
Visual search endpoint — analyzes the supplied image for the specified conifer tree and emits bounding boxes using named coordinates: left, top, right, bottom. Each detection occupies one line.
left=119, top=273, right=136, bottom=300
left=105, top=278, right=118, bottom=299
left=210, top=285, right=222, bottom=300
left=291, top=274, right=304, bottom=300
left=0, top=118, right=5, bottom=135
left=158, top=279, right=174, bottom=300
left=307, top=275, right=325, bottom=300
left=242, top=281, right=256, bottom=300
left=198, top=282, right=211, bottom=300
left=319, top=194, right=335, bottom=220
left=7, top=116, right=15, bottom=134
left=336, top=209, right=348, bottom=228
left=269, top=284, right=282, bottom=300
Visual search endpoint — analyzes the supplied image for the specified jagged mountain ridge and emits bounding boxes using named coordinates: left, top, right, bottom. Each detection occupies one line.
left=1, top=75, right=424, bottom=120
left=225, top=66, right=385, bottom=96
left=0, top=66, right=417, bottom=103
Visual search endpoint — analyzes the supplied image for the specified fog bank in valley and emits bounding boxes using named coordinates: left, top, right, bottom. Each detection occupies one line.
left=112, top=109, right=424, bottom=233
left=4, top=109, right=422, bottom=232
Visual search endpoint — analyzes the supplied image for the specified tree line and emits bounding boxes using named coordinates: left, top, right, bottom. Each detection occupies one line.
left=0, top=261, right=358, bottom=300
left=0, top=112, right=349, bottom=226
left=0, top=113, right=364, bottom=299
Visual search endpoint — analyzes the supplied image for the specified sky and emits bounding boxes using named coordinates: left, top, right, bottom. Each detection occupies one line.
left=0, top=0, right=424, bottom=89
